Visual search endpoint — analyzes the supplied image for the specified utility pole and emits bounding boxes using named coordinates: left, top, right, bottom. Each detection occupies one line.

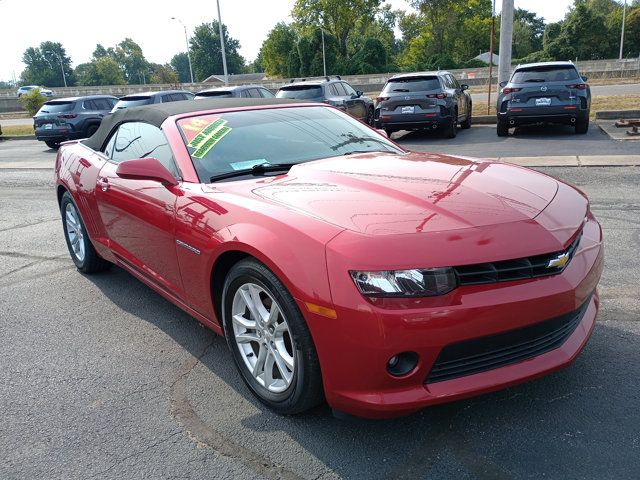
left=321, top=28, right=327, bottom=77
left=216, top=0, right=228, bottom=85
left=487, top=0, right=496, bottom=114
left=171, top=17, right=195, bottom=84
left=53, top=52, right=67, bottom=88
left=498, top=0, right=514, bottom=86
left=619, top=0, right=627, bottom=60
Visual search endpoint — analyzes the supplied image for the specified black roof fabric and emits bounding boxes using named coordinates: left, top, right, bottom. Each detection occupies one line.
left=83, top=98, right=303, bottom=151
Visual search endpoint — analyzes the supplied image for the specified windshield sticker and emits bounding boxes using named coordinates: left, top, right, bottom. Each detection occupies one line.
left=179, top=117, right=215, bottom=143
left=229, top=159, right=268, bottom=171
left=191, top=122, right=232, bottom=159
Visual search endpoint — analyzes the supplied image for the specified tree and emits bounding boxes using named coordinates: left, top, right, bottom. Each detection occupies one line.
left=113, top=38, right=150, bottom=84
left=170, top=52, right=191, bottom=83
left=350, top=37, right=388, bottom=73
left=625, top=7, right=640, bottom=57
left=18, top=88, right=47, bottom=115
left=261, top=22, right=297, bottom=77
left=190, top=21, right=245, bottom=81
left=75, top=57, right=126, bottom=86
left=292, top=0, right=382, bottom=58
left=21, top=41, right=73, bottom=87
left=150, top=64, right=179, bottom=84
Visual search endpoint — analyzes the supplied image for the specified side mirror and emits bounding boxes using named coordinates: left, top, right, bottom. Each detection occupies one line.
left=376, top=128, right=388, bottom=138
left=116, top=157, right=179, bottom=186
left=581, top=75, right=588, bottom=82
left=356, top=90, right=363, bottom=97
left=460, top=84, right=469, bottom=91
left=499, top=81, right=508, bottom=88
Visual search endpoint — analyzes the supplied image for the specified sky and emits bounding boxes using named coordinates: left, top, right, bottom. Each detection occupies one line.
left=0, top=0, right=577, bottom=82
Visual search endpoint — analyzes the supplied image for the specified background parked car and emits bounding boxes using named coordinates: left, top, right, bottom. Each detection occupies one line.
left=195, top=85, right=275, bottom=99
left=34, top=95, right=118, bottom=149
left=111, top=90, right=194, bottom=113
left=276, top=76, right=374, bottom=125
left=17, top=85, right=54, bottom=97
left=374, top=71, right=472, bottom=138
left=496, top=61, right=591, bottom=136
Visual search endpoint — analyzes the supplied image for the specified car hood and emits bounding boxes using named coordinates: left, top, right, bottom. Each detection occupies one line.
left=248, top=152, right=559, bottom=236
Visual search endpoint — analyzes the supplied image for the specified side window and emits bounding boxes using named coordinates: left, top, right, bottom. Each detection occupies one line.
left=449, top=75, right=460, bottom=89
left=109, top=122, right=180, bottom=178
left=259, top=88, right=274, bottom=98
left=240, top=89, right=251, bottom=98
left=328, top=84, right=339, bottom=96
left=342, top=82, right=357, bottom=97
left=83, top=100, right=97, bottom=110
left=250, top=88, right=264, bottom=98
left=103, top=130, right=118, bottom=159
left=332, top=82, right=347, bottom=96
left=161, top=94, right=173, bottom=103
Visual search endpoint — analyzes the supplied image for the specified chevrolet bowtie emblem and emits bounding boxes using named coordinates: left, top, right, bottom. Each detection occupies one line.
left=547, top=253, right=569, bottom=269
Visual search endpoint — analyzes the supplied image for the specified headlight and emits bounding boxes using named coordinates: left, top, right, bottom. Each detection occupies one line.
left=350, top=268, right=457, bottom=297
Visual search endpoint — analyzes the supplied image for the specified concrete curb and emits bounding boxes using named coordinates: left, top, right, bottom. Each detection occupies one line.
left=595, top=110, right=640, bottom=120
left=493, top=155, right=640, bottom=167
left=472, top=115, right=496, bottom=124
left=0, top=135, right=36, bottom=141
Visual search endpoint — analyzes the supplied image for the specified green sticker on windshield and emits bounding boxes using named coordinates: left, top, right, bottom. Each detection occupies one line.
left=188, top=118, right=232, bottom=158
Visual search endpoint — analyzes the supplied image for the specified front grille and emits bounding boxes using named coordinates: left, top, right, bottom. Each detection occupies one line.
left=425, top=294, right=592, bottom=384
left=453, top=233, right=581, bottom=286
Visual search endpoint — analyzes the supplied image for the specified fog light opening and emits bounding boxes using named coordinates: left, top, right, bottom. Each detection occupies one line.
left=387, top=352, right=419, bottom=377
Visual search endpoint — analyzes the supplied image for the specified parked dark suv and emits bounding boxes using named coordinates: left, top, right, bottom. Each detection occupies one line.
left=34, top=95, right=118, bottom=149
left=276, top=76, right=374, bottom=125
left=111, top=90, right=194, bottom=113
left=375, top=71, right=472, bottom=138
left=496, top=61, right=591, bottom=136
left=195, top=85, right=275, bottom=99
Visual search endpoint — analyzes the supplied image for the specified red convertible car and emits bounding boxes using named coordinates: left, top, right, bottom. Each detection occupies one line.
left=55, top=98, right=603, bottom=418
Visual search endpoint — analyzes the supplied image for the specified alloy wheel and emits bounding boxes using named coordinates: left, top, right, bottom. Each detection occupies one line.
left=64, top=202, right=85, bottom=262
left=231, top=283, right=295, bottom=393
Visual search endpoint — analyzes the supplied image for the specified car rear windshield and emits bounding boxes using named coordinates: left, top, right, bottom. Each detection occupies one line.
left=113, top=96, right=153, bottom=110
left=276, top=86, right=323, bottom=99
left=36, top=101, right=74, bottom=114
left=195, top=91, right=233, bottom=99
left=511, top=66, right=580, bottom=83
left=383, top=77, right=441, bottom=93
left=176, top=105, right=403, bottom=182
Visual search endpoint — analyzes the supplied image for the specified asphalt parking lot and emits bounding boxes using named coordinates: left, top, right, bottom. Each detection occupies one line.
left=1, top=137, right=639, bottom=479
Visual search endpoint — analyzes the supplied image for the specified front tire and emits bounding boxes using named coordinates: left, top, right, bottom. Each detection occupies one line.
left=365, top=107, right=374, bottom=126
left=460, top=109, right=472, bottom=129
left=497, top=119, right=509, bottom=137
left=443, top=113, right=458, bottom=139
left=60, top=191, right=110, bottom=273
left=575, top=119, right=589, bottom=134
left=45, top=140, right=60, bottom=149
left=222, top=259, right=324, bottom=414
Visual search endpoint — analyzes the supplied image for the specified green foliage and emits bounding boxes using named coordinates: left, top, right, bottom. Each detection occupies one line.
left=190, top=21, right=245, bottom=81
left=170, top=52, right=191, bottom=83
left=75, top=57, right=126, bottom=86
left=350, top=38, right=388, bottom=74
left=625, top=7, right=640, bottom=57
left=261, top=23, right=297, bottom=77
left=150, top=64, right=179, bottom=84
left=18, top=88, right=47, bottom=116
left=461, top=59, right=489, bottom=68
left=21, top=41, right=73, bottom=87
left=113, top=38, right=151, bottom=84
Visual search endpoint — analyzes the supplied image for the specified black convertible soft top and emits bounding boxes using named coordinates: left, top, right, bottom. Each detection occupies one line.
left=83, top=98, right=303, bottom=151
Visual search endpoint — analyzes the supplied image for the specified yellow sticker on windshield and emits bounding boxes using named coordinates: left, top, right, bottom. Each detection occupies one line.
left=187, top=118, right=232, bottom=158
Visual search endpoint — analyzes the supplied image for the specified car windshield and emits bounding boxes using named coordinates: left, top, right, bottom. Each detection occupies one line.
left=176, top=105, right=404, bottom=182
left=511, top=66, right=580, bottom=83
left=113, top=96, right=153, bottom=110
left=383, top=77, right=441, bottom=93
left=37, top=101, right=74, bottom=114
left=276, top=86, right=323, bottom=99
left=195, top=91, right=233, bottom=99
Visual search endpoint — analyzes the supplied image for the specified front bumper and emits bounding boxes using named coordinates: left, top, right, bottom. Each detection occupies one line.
left=308, top=215, right=603, bottom=419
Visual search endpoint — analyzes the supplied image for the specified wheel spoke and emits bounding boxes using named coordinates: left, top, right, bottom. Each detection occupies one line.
left=248, top=284, right=268, bottom=322
left=271, top=346, right=292, bottom=383
left=264, top=350, right=276, bottom=388
left=235, top=332, right=260, bottom=344
left=239, top=287, right=263, bottom=323
left=232, top=313, right=256, bottom=330
left=66, top=210, right=76, bottom=229
left=252, top=344, right=267, bottom=378
left=267, top=303, right=280, bottom=326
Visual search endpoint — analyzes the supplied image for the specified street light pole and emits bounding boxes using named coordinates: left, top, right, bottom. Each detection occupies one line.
left=498, top=0, right=514, bottom=86
left=216, top=0, right=228, bottom=85
left=487, top=0, right=496, bottom=114
left=321, top=28, right=327, bottom=77
left=53, top=52, right=67, bottom=88
left=171, top=17, right=195, bottom=84
left=619, top=0, right=627, bottom=60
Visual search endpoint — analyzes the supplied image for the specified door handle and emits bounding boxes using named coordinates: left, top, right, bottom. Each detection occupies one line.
left=98, top=177, right=109, bottom=192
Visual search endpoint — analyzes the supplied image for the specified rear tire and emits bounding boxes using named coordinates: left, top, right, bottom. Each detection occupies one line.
left=497, top=120, right=509, bottom=137
left=575, top=120, right=589, bottom=134
left=222, top=258, right=324, bottom=415
left=384, top=128, right=395, bottom=138
left=60, top=192, right=110, bottom=274
left=85, top=124, right=99, bottom=138
left=45, top=140, right=60, bottom=149
left=443, top=114, right=457, bottom=139
left=460, top=110, right=472, bottom=130
left=366, top=107, right=374, bottom=126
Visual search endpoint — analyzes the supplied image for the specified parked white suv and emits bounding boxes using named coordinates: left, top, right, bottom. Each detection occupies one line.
left=17, top=85, right=54, bottom=97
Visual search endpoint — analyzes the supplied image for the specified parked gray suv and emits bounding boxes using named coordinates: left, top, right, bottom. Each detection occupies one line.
left=375, top=71, right=472, bottom=138
left=195, top=85, right=275, bottom=99
left=496, top=61, right=591, bottom=136
left=34, top=95, right=118, bottom=149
